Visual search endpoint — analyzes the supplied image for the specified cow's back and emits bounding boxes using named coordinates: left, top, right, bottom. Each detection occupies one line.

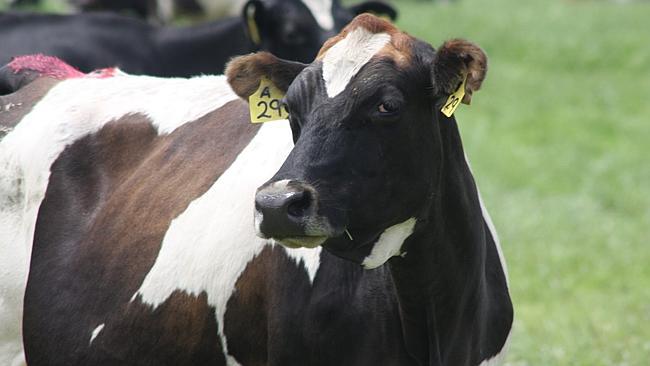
left=0, top=12, right=157, bottom=74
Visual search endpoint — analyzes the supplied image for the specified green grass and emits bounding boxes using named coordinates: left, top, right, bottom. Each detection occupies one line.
left=393, top=0, right=650, bottom=364
left=3, top=0, right=649, bottom=364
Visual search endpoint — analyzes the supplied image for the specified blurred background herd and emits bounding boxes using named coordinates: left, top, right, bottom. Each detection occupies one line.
left=1, top=0, right=648, bottom=364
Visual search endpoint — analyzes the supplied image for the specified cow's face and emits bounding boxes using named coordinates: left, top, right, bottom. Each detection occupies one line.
left=227, top=14, right=487, bottom=267
left=243, top=0, right=397, bottom=64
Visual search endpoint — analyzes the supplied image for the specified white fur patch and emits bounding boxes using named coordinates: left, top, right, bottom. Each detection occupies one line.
left=464, top=153, right=512, bottom=364
left=134, top=121, right=321, bottom=365
left=0, top=72, right=237, bottom=365
left=321, top=27, right=391, bottom=98
left=362, top=218, right=417, bottom=269
left=89, top=324, right=105, bottom=345
left=463, top=154, right=509, bottom=287
left=302, top=0, right=334, bottom=31
left=282, top=244, right=322, bottom=283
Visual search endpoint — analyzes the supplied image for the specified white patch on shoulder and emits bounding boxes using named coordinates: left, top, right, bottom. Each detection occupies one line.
left=321, top=27, right=391, bottom=98
left=463, top=154, right=509, bottom=287
left=0, top=72, right=237, bottom=366
left=302, top=0, right=334, bottom=31
left=134, top=121, right=298, bottom=366
left=362, top=218, right=417, bottom=269
left=281, top=244, right=322, bottom=283
left=89, top=323, right=105, bottom=345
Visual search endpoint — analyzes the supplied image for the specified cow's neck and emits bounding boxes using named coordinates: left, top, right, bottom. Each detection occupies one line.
left=155, top=18, right=254, bottom=77
left=388, top=116, right=511, bottom=366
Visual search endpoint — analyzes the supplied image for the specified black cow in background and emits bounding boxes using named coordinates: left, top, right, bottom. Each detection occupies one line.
left=0, top=0, right=396, bottom=81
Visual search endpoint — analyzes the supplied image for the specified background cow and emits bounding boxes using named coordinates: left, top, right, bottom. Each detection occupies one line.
left=0, top=0, right=396, bottom=83
left=1, top=14, right=511, bottom=366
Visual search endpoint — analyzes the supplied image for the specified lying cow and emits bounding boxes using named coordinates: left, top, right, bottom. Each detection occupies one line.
left=0, top=0, right=396, bottom=83
left=0, top=14, right=512, bottom=366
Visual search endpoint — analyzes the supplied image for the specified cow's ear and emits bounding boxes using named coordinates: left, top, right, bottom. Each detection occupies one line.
left=431, top=39, right=487, bottom=105
left=242, top=0, right=265, bottom=45
left=348, top=1, right=397, bottom=21
left=226, top=52, right=308, bottom=100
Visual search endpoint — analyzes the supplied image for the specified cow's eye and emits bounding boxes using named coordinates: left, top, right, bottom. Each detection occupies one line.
left=378, top=100, right=400, bottom=115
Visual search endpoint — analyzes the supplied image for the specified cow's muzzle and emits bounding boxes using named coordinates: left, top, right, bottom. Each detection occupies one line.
left=254, top=179, right=332, bottom=248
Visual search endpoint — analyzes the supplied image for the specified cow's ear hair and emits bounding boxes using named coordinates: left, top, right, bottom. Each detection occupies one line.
left=242, top=0, right=265, bottom=46
left=348, top=1, right=397, bottom=21
left=431, top=39, right=487, bottom=105
left=226, top=52, right=308, bottom=100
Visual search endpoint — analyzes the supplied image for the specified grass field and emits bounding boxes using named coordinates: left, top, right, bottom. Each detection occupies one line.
left=3, top=0, right=649, bottom=364
left=392, top=0, right=650, bottom=364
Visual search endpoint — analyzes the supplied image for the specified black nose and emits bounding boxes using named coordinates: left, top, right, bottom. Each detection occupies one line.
left=255, top=181, right=315, bottom=238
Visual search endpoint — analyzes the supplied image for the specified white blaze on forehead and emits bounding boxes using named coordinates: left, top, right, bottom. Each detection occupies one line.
left=302, top=0, right=334, bottom=31
left=362, top=218, right=417, bottom=269
left=322, top=27, right=391, bottom=98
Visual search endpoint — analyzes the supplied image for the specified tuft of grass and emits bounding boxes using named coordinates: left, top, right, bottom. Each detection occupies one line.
left=395, top=0, right=650, bottom=364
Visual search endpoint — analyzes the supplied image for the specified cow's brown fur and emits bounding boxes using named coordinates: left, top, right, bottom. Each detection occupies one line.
left=0, top=77, right=59, bottom=139
left=25, top=99, right=260, bottom=365
left=432, top=39, right=488, bottom=104
left=226, top=52, right=307, bottom=100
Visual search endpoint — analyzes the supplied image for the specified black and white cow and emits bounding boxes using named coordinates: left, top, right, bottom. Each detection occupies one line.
left=0, top=14, right=512, bottom=366
left=0, top=0, right=396, bottom=82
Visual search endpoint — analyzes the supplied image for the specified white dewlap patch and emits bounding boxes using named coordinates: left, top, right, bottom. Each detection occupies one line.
left=362, top=218, right=417, bottom=269
left=302, top=0, right=334, bottom=31
left=322, top=27, right=391, bottom=98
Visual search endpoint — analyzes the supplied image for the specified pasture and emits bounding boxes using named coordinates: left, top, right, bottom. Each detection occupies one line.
left=2, top=0, right=649, bottom=364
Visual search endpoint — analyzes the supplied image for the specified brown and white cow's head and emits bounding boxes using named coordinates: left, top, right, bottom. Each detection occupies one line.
left=227, top=14, right=487, bottom=267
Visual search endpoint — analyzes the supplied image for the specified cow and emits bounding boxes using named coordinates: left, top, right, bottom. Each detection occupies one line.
left=0, top=0, right=396, bottom=82
left=0, top=14, right=512, bottom=366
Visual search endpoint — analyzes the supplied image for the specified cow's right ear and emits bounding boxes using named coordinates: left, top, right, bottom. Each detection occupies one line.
left=431, top=39, right=487, bottom=105
left=226, top=52, right=308, bottom=101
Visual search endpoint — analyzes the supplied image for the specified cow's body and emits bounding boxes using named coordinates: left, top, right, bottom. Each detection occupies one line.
left=1, top=15, right=511, bottom=366
left=0, top=11, right=249, bottom=78
left=1, top=70, right=409, bottom=366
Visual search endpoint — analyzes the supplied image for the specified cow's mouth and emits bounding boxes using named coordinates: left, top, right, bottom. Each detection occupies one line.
left=276, top=236, right=328, bottom=249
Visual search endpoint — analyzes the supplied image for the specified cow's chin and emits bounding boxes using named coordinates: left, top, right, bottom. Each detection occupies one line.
left=276, top=236, right=328, bottom=249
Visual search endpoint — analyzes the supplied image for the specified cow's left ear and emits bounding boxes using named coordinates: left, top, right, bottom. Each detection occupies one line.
left=226, top=52, right=308, bottom=100
left=431, top=39, right=487, bottom=105
left=348, top=1, right=397, bottom=21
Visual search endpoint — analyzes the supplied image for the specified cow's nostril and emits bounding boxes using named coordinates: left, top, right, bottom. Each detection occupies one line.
left=287, top=190, right=312, bottom=218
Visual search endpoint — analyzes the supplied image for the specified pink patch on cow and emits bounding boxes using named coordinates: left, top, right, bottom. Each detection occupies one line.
left=88, top=67, right=118, bottom=79
left=9, top=54, right=85, bottom=79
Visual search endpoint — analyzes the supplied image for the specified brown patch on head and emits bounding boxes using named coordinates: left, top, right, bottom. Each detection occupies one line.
left=316, top=13, right=415, bottom=67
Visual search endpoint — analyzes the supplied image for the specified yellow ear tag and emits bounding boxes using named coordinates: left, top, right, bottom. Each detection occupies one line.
left=246, top=5, right=261, bottom=45
left=249, top=77, right=289, bottom=123
left=441, top=75, right=466, bottom=117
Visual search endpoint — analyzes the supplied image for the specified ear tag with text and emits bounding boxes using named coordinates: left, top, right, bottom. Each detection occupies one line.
left=249, top=77, right=289, bottom=123
left=441, top=75, right=466, bottom=117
